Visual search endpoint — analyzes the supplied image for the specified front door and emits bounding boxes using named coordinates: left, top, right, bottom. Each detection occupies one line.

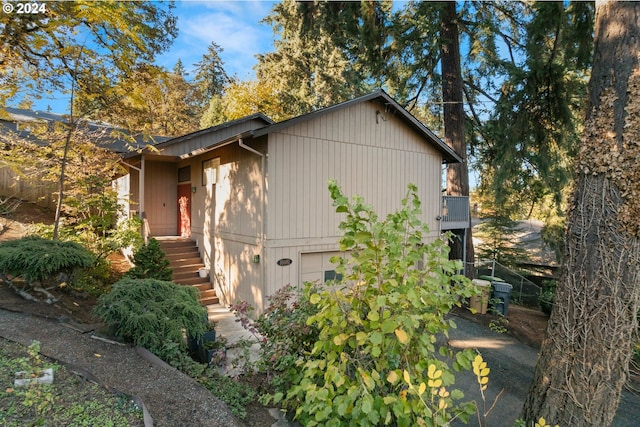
left=177, top=184, right=191, bottom=237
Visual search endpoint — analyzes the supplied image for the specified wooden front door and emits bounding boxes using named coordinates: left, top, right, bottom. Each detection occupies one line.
left=177, top=184, right=191, bottom=237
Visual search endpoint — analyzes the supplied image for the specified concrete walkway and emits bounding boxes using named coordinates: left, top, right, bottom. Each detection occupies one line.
left=207, top=304, right=296, bottom=427
left=206, top=304, right=261, bottom=377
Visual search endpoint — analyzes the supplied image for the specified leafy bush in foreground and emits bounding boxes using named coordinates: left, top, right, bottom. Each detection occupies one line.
left=232, top=283, right=321, bottom=394
left=271, top=182, right=479, bottom=426
left=93, top=278, right=207, bottom=361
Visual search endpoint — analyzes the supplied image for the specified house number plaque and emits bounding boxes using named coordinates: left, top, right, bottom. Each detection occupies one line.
left=277, top=258, right=293, bottom=267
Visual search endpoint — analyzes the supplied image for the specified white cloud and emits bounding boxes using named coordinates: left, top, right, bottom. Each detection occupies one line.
left=163, top=1, right=275, bottom=78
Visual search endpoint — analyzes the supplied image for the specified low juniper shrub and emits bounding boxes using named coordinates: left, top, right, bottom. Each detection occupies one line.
left=93, top=278, right=207, bottom=362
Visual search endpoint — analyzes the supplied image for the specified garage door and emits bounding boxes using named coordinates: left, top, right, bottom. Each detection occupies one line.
left=300, top=251, right=345, bottom=285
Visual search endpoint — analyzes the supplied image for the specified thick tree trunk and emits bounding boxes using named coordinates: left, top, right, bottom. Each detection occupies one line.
left=522, top=2, right=640, bottom=425
left=441, top=2, right=475, bottom=277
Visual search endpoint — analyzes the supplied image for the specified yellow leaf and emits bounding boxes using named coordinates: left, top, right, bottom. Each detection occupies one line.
left=438, top=387, right=449, bottom=398
left=403, top=369, right=411, bottom=385
left=333, top=334, right=347, bottom=346
left=535, top=417, right=547, bottom=427
left=418, top=382, right=426, bottom=395
left=428, top=364, right=436, bottom=377
left=387, top=370, right=399, bottom=384
left=428, top=379, right=442, bottom=388
left=395, top=328, right=409, bottom=344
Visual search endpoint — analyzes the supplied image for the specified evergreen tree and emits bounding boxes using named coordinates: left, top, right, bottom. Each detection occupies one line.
left=477, top=1, right=593, bottom=217
left=125, top=238, right=172, bottom=281
left=255, top=0, right=380, bottom=119
left=193, top=42, right=229, bottom=107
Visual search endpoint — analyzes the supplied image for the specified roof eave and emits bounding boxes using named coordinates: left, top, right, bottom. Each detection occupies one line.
left=250, top=90, right=463, bottom=164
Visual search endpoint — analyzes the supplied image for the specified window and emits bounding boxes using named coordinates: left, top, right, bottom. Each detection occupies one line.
left=202, top=158, right=220, bottom=186
left=178, top=166, right=191, bottom=183
left=324, top=270, right=343, bottom=283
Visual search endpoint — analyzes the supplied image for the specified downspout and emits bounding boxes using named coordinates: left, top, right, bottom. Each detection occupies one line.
left=238, top=138, right=266, bottom=305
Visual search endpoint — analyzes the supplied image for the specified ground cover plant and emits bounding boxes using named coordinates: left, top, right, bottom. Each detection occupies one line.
left=0, top=339, right=143, bottom=427
left=0, top=236, right=95, bottom=303
left=92, top=277, right=260, bottom=420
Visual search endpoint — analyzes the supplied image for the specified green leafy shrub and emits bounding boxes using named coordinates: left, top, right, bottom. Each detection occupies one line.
left=0, top=236, right=95, bottom=302
left=272, top=181, right=478, bottom=426
left=232, top=284, right=321, bottom=393
left=93, top=278, right=207, bottom=361
left=199, top=371, right=256, bottom=420
left=69, top=257, right=121, bottom=297
left=124, top=238, right=172, bottom=281
left=29, top=177, right=144, bottom=260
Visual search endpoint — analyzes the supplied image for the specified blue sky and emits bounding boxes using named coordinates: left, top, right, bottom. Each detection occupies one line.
left=35, top=1, right=278, bottom=113
left=156, top=1, right=277, bottom=79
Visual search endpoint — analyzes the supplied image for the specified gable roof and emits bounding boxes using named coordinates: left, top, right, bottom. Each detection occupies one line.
left=0, top=107, right=169, bottom=153
left=250, top=89, right=462, bottom=164
left=127, top=90, right=462, bottom=164
left=148, top=113, right=273, bottom=151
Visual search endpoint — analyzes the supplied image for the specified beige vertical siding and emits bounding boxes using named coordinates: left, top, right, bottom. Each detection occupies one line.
left=144, top=161, right=177, bottom=236
left=262, top=100, right=444, bottom=310
left=177, top=139, right=266, bottom=310
left=266, top=100, right=442, bottom=244
left=212, top=237, right=262, bottom=308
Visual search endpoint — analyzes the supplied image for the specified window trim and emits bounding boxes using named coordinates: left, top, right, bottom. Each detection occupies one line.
left=202, top=157, right=220, bottom=186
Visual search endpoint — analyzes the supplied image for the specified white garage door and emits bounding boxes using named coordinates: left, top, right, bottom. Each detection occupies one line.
left=300, top=251, right=345, bottom=285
